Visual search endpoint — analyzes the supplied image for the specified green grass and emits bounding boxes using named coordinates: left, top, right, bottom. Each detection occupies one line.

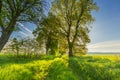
left=0, top=54, right=120, bottom=80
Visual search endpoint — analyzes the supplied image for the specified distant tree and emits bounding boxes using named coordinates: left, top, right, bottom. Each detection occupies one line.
left=51, top=0, right=98, bottom=56
left=19, top=38, right=40, bottom=57
left=10, top=37, right=40, bottom=57
left=34, top=13, right=60, bottom=55
left=0, top=0, right=47, bottom=51
left=11, top=38, right=21, bottom=56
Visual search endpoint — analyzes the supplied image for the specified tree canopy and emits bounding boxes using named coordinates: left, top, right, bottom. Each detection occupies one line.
left=0, top=0, right=47, bottom=51
left=49, top=0, right=98, bottom=56
left=33, top=0, right=98, bottom=56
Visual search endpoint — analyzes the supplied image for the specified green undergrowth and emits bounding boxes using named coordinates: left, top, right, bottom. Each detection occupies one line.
left=0, top=54, right=120, bottom=80
left=69, top=56, right=120, bottom=80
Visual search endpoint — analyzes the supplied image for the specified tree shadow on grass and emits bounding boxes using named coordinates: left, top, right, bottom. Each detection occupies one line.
left=0, top=54, right=119, bottom=80
left=0, top=54, right=58, bottom=80
left=45, top=57, right=78, bottom=80
left=74, top=56, right=111, bottom=63
left=68, top=56, right=119, bottom=80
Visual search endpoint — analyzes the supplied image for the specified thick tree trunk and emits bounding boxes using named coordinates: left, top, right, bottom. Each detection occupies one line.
left=45, top=39, right=49, bottom=55
left=0, top=17, right=17, bottom=52
left=0, top=31, right=13, bottom=51
left=68, top=42, right=74, bottom=57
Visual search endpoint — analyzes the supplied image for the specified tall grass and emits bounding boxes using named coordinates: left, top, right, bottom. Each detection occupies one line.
left=0, top=54, right=120, bottom=80
left=69, top=55, right=120, bottom=80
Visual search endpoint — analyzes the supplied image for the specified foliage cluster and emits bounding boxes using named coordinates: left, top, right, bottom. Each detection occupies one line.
left=33, top=0, right=98, bottom=56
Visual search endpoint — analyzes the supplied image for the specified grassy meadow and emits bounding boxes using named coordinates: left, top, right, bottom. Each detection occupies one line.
left=0, top=54, right=120, bottom=80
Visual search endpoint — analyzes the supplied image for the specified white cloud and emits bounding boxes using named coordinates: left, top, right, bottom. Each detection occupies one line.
left=19, top=31, right=28, bottom=36
left=87, top=40, right=120, bottom=52
left=17, top=22, right=33, bottom=34
left=17, top=22, right=34, bottom=38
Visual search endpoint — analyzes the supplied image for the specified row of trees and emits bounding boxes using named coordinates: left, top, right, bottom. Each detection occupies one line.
left=34, top=0, right=98, bottom=56
left=0, top=0, right=98, bottom=57
left=3, top=38, right=42, bottom=57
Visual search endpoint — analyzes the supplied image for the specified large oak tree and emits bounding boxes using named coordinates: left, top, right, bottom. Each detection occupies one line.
left=51, top=0, right=98, bottom=56
left=0, top=0, right=46, bottom=51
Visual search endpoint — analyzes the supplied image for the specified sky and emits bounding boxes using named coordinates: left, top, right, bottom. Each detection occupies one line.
left=9, top=0, right=120, bottom=52
left=88, top=0, right=120, bottom=52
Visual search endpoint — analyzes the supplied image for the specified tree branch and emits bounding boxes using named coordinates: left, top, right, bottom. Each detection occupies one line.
left=72, top=2, right=85, bottom=44
left=12, top=0, right=17, bottom=12
left=7, top=0, right=14, bottom=17
left=0, top=0, right=2, bottom=13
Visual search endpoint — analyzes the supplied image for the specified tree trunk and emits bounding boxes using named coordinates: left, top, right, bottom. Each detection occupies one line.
left=0, top=31, right=13, bottom=51
left=45, top=40, right=49, bottom=55
left=0, top=16, right=17, bottom=52
left=68, top=42, right=74, bottom=57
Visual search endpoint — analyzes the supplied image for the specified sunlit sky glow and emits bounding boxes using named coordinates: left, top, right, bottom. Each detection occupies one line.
left=88, top=0, right=120, bottom=52
left=87, top=40, right=120, bottom=52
